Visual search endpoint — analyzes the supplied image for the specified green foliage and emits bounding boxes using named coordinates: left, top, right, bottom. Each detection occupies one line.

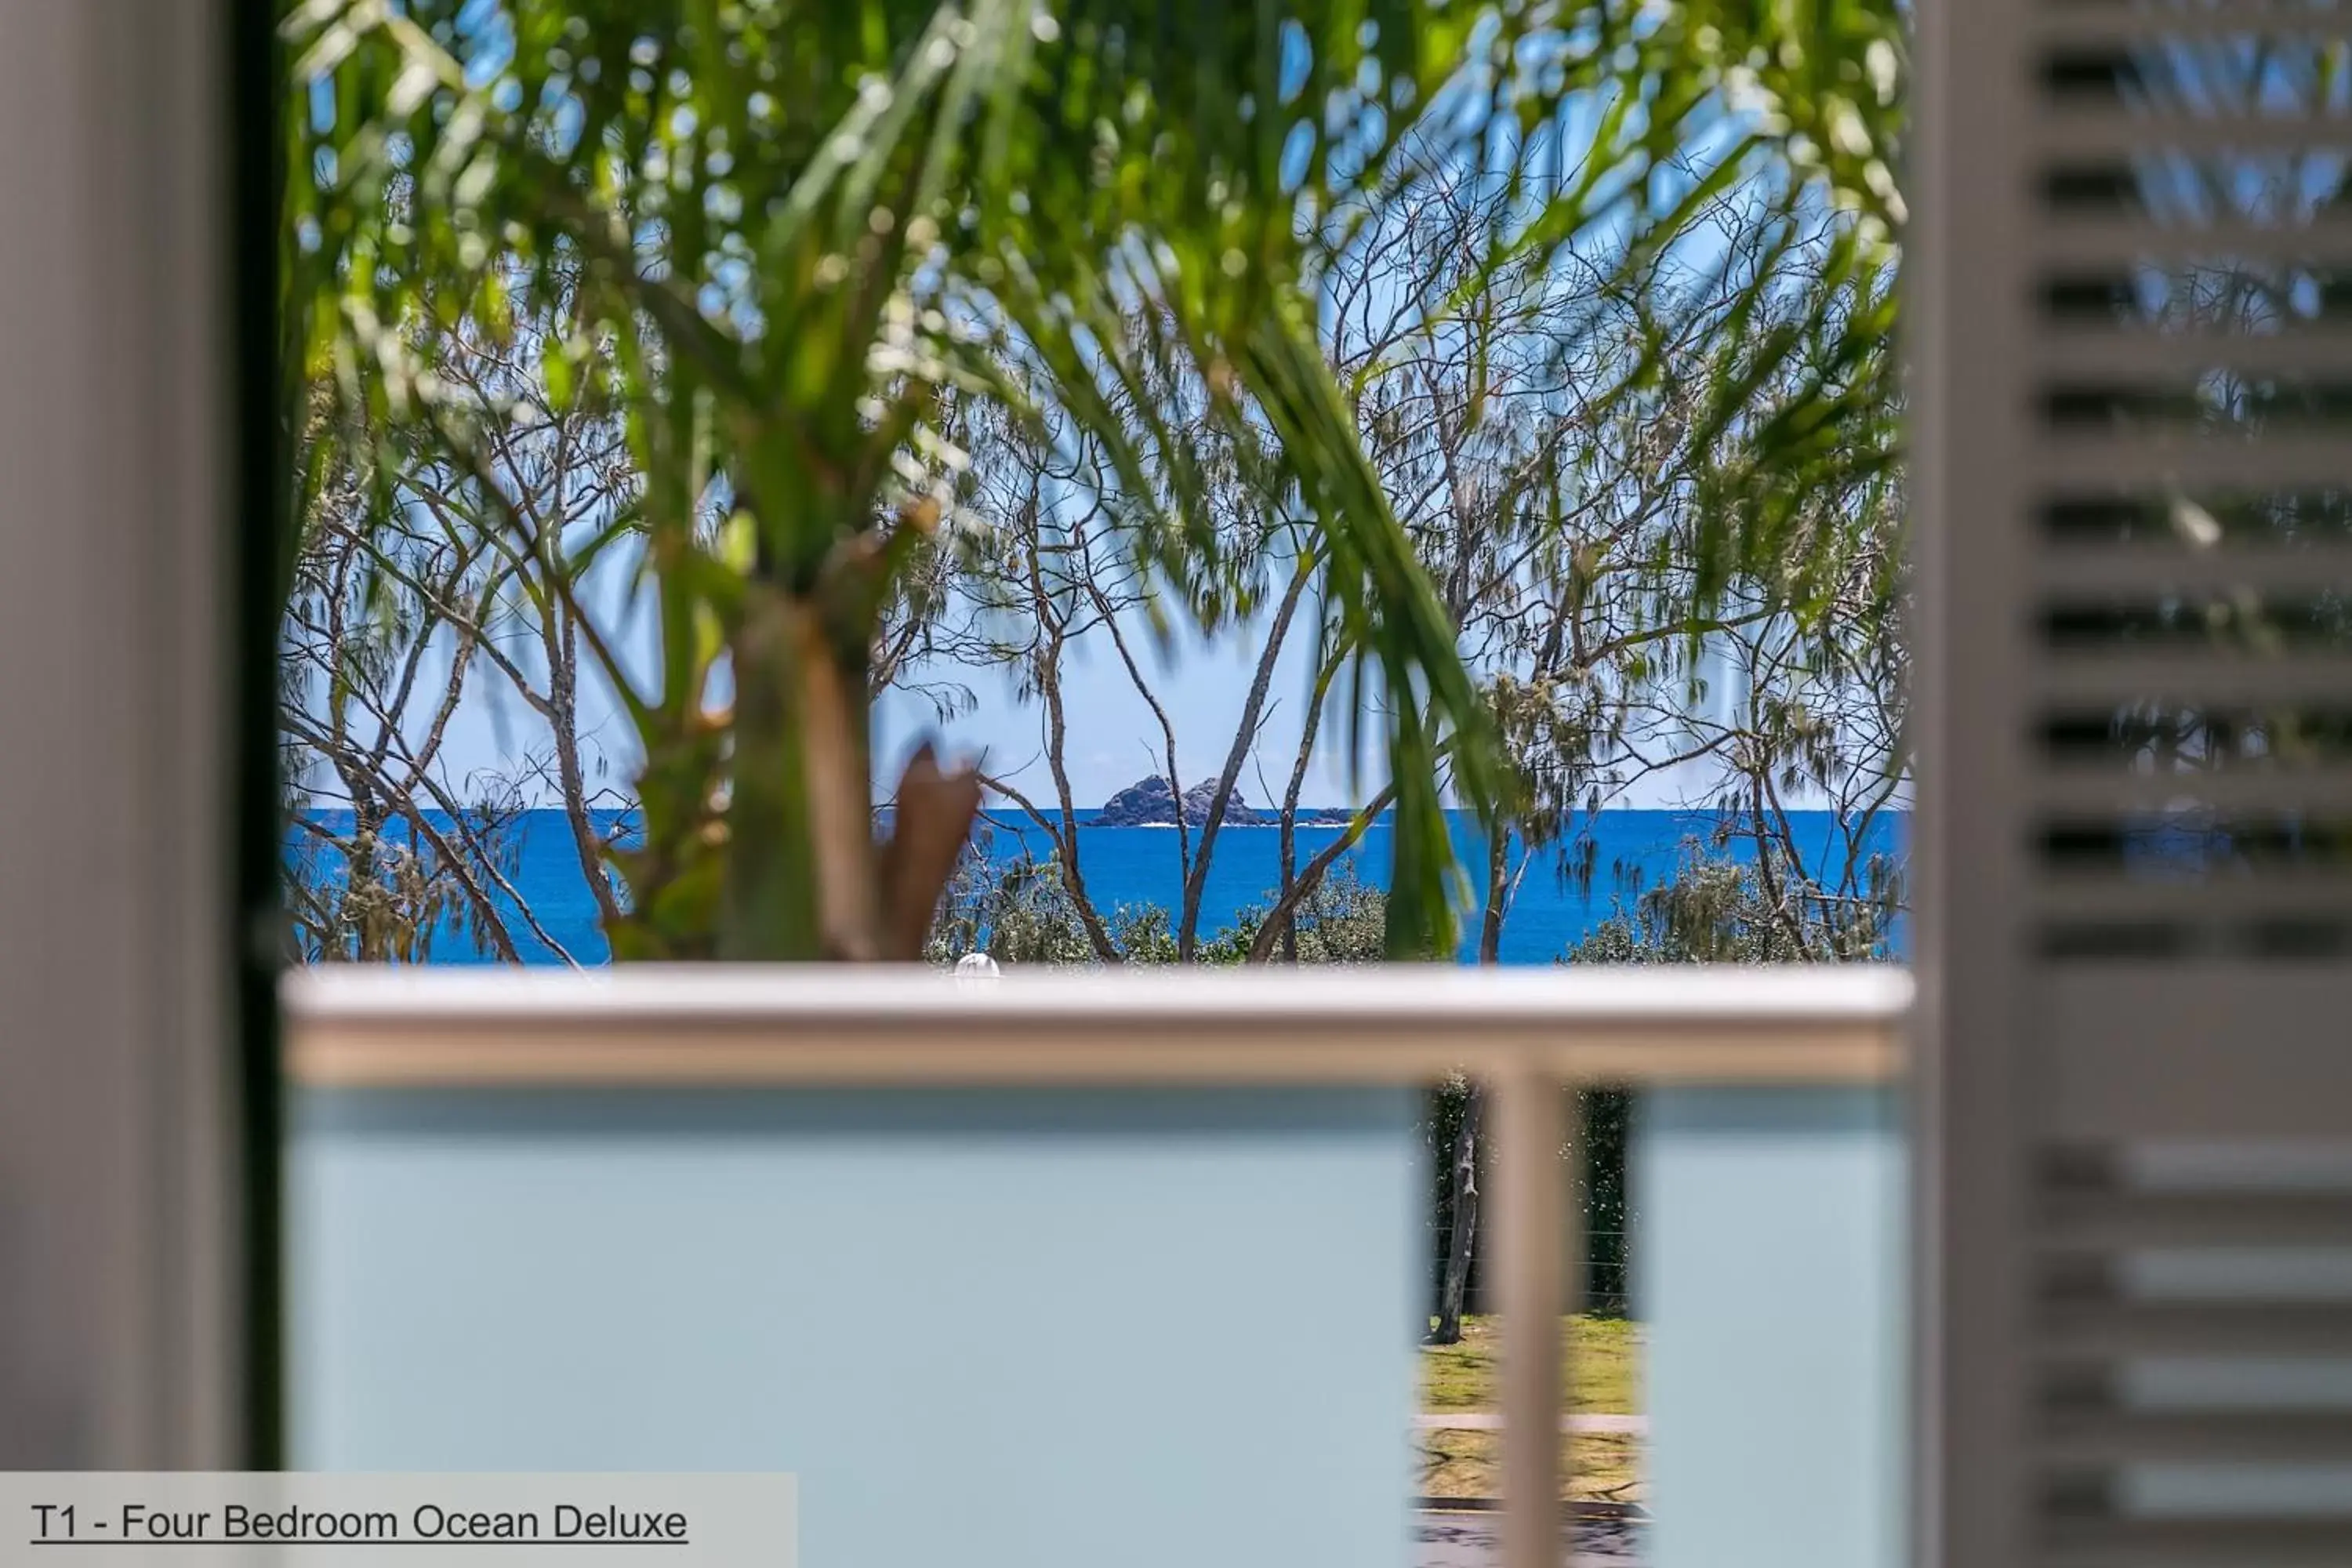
left=284, top=0, right=1908, bottom=963
left=282, top=0, right=1541, bottom=959
left=923, top=833, right=1176, bottom=964
left=1568, top=836, right=1902, bottom=964
left=1195, top=865, right=1394, bottom=964
left=285, top=811, right=532, bottom=963
left=925, top=830, right=1391, bottom=966
left=280, top=384, right=579, bottom=964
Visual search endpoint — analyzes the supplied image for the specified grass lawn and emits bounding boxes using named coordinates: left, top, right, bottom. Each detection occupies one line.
left=1419, top=1315, right=1641, bottom=1414
left=1417, top=1429, right=1643, bottom=1505
left=1416, top=1316, right=1644, bottom=1503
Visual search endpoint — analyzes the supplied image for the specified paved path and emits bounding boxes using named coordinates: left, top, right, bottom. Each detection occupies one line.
left=1414, top=1413, right=1647, bottom=1435
left=1415, top=1512, right=1642, bottom=1567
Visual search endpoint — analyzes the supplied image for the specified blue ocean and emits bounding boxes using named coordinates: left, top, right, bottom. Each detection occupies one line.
left=307, top=808, right=1904, bottom=965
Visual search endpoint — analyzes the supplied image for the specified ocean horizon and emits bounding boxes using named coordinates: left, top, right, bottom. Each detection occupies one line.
left=295, top=806, right=1907, bottom=966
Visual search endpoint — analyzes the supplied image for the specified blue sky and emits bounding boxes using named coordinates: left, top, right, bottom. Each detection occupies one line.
left=425, top=593, right=1728, bottom=812
left=431, top=601, right=1397, bottom=810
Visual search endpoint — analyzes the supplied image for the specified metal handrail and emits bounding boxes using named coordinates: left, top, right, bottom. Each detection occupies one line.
left=283, top=964, right=1911, bottom=1087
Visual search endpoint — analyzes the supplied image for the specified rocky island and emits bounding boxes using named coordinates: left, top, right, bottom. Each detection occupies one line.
left=1094, top=775, right=1355, bottom=827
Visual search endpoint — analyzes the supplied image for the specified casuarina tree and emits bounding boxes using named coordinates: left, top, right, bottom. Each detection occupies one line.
left=284, top=0, right=1903, bottom=960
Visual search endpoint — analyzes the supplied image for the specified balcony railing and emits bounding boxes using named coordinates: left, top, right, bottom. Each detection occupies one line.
left=284, top=965, right=1911, bottom=1568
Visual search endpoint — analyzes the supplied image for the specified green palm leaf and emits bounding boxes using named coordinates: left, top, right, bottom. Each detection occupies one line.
left=285, top=0, right=1904, bottom=960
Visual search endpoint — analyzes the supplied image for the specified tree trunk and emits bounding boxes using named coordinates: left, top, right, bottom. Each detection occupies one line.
left=1177, top=556, right=1312, bottom=958
left=1479, top=820, right=1509, bottom=965
left=1276, top=644, right=1347, bottom=964
left=722, top=584, right=876, bottom=959
left=548, top=608, right=625, bottom=934
left=1430, top=824, right=1514, bottom=1341
left=1036, top=637, right=1124, bottom=961
left=1431, top=1081, right=1486, bottom=1344
left=1243, top=782, right=1399, bottom=962
left=687, top=579, right=980, bottom=963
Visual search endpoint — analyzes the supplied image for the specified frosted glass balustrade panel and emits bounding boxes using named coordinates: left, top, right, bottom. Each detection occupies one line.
left=289, top=1086, right=1421, bottom=1568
